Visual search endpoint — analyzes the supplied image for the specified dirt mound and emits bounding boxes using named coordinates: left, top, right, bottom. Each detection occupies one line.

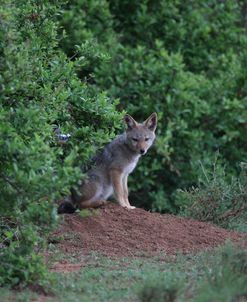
left=53, top=204, right=246, bottom=257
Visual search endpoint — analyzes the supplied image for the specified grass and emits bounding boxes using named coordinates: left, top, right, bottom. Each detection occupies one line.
left=79, top=208, right=99, bottom=218
left=1, top=242, right=246, bottom=302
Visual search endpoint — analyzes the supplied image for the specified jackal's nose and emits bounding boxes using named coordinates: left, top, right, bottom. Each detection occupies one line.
left=140, top=149, right=145, bottom=155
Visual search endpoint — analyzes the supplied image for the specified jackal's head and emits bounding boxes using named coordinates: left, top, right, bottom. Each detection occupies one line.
left=124, top=112, right=157, bottom=155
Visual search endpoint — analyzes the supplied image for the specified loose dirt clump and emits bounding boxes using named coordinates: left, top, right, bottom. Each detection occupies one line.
left=52, top=204, right=246, bottom=258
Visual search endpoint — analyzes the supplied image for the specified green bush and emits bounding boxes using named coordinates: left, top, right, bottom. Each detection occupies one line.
left=175, top=158, right=247, bottom=229
left=58, top=0, right=117, bottom=85
left=108, top=0, right=247, bottom=74
left=0, top=0, right=121, bottom=286
left=59, top=0, right=247, bottom=213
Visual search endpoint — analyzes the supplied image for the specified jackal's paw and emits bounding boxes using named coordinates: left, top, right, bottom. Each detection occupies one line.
left=125, top=205, right=136, bottom=209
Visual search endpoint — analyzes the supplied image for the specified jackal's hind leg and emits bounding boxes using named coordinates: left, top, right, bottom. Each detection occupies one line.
left=76, top=180, right=110, bottom=209
left=79, top=199, right=110, bottom=209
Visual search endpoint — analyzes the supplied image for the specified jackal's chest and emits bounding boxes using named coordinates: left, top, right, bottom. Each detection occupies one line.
left=122, top=160, right=139, bottom=175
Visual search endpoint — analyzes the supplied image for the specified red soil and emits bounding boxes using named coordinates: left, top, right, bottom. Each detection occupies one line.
left=52, top=204, right=246, bottom=258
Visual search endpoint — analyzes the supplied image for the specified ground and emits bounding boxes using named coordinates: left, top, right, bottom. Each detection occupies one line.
left=3, top=204, right=247, bottom=302
left=51, top=203, right=246, bottom=259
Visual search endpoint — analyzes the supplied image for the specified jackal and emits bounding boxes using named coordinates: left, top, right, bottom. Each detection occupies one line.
left=58, top=112, right=157, bottom=213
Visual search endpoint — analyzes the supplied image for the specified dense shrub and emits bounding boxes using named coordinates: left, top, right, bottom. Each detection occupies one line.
left=0, top=0, right=121, bottom=286
left=108, top=0, right=247, bottom=73
left=59, top=0, right=247, bottom=212
left=58, top=0, right=117, bottom=85
left=176, top=158, right=247, bottom=230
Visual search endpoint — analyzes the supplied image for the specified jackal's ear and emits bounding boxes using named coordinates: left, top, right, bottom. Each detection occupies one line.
left=124, top=114, right=137, bottom=130
left=144, top=112, right=157, bottom=131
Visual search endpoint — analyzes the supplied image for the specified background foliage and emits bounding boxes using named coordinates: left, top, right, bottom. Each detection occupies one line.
left=0, top=0, right=246, bottom=286
left=60, top=0, right=247, bottom=212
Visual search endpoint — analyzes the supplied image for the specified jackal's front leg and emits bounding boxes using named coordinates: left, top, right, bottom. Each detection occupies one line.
left=123, top=175, right=135, bottom=209
left=110, top=169, right=128, bottom=207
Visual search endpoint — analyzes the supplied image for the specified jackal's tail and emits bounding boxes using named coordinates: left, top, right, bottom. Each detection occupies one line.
left=57, top=201, right=76, bottom=214
left=57, top=187, right=83, bottom=214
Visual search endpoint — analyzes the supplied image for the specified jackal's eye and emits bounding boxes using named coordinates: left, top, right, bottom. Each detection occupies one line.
left=145, top=137, right=150, bottom=141
left=132, top=138, right=138, bottom=142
